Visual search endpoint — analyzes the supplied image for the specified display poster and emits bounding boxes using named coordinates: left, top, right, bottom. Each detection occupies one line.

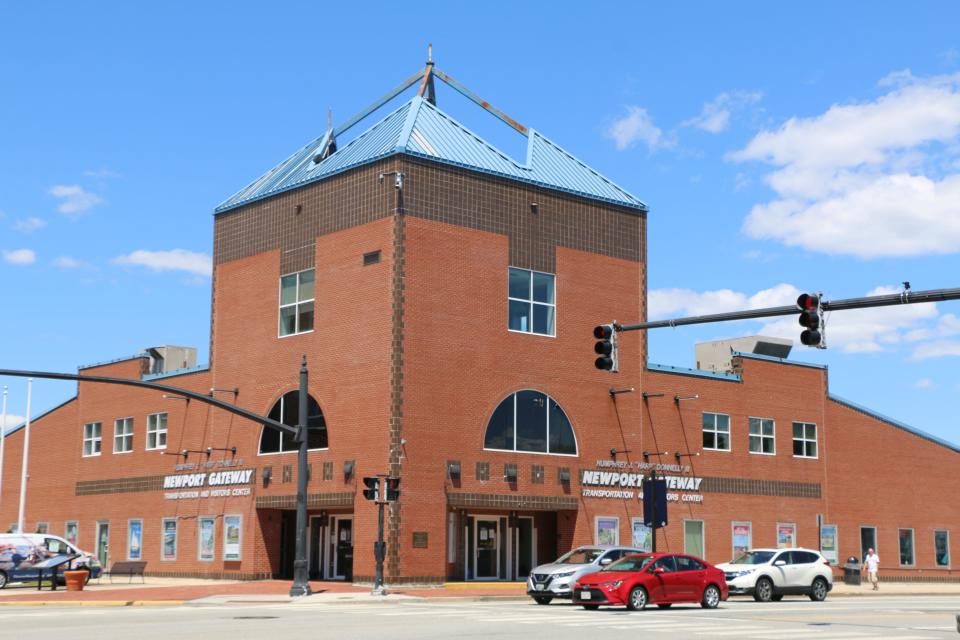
left=65, top=522, right=78, bottom=546
left=128, top=520, right=143, bottom=560
left=596, top=517, right=619, bottom=545
left=632, top=519, right=652, bottom=551
left=820, top=524, right=838, bottom=564
left=223, top=515, right=242, bottom=561
left=777, top=523, right=797, bottom=548
left=199, top=518, right=215, bottom=561
left=162, top=519, right=177, bottom=561
left=732, top=522, right=752, bottom=560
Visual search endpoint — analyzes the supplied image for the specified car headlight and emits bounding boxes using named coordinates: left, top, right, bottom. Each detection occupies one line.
left=552, top=571, right=575, bottom=579
left=730, top=569, right=754, bottom=578
left=598, top=580, right=623, bottom=588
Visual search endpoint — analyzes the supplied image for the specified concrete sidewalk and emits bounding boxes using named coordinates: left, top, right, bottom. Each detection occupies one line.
left=0, top=576, right=957, bottom=606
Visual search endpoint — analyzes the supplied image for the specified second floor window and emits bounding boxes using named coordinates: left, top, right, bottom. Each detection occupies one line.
left=114, top=417, right=134, bottom=453
left=83, top=422, right=102, bottom=457
left=508, top=267, right=555, bottom=336
left=279, top=269, right=315, bottom=336
left=702, top=412, right=730, bottom=451
left=792, top=422, right=817, bottom=458
left=749, top=417, right=775, bottom=455
left=147, top=412, right=168, bottom=450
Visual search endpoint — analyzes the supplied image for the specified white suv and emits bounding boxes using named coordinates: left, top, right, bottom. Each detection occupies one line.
left=716, top=548, right=833, bottom=602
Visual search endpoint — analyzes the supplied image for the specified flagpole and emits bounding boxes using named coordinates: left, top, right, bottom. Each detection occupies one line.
left=17, top=379, right=31, bottom=534
left=0, top=386, right=7, bottom=514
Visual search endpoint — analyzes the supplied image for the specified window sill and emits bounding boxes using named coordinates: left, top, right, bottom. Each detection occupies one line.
left=748, top=450, right=776, bottom=456
left=507, top=328, right=556, bottom=339
left=278, top=329, right=315, bottom=339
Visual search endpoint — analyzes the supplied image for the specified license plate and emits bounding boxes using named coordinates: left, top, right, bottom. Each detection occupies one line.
left=534, top=584, right=544, bottom=590
left=580, top=591, right=591, bottom=600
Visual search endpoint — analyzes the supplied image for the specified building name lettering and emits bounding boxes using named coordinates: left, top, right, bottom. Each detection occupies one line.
left=581, top=470, right=703, bottom=492
left=162, top=469, right=254, bottom=490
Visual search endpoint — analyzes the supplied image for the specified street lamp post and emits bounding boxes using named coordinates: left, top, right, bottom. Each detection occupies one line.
left=289, top=356, right=312, bottom=597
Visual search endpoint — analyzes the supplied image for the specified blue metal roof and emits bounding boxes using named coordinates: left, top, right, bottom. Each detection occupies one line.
left=646, top=362, right=742, bottom=382
left=216, top=96, right=646, bottom=214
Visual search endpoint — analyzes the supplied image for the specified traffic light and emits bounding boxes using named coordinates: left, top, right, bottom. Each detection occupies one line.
left=385, top=477, right=401, bottom=501
left=593, top=323, right=619, bottom=372
left=797, top=293, right=825, bottom=348
left=362, top=476, right=380, bottom=502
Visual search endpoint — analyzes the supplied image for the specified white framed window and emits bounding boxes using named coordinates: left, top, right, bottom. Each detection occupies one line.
left=198, top=517, right=216, bottom=561
left=792, top=422, right=817, bottom=458
left=595, top=516, right=620, bottom=545
left=127, top=519, right=143, bottom=561
left=748, top=417, right=775, bottom=455
left=934, top=530, right=950, bottom=567
left=114, top=417, right=134, bottom=453
left=223, top=515, right=242, bottom=561
left=684, top=519, right=705, bottom=558
left=83, top=422, right=102, bottom=457
left=898, top=528, right=915, bottom=566
left=162, top=518, right=178, bottom=561
left=702, top=412, right=730, bottom=451
left=507, top=267, right=555, bottom=336
left=732, top=521, right=751, bottom=560
left=258, top=391, right=328, bottom=454
left=279, top=269, right=315, bottom=337
left=483, top=390, right=578, bottom=456
left=147, top=412, right=168, bottom=450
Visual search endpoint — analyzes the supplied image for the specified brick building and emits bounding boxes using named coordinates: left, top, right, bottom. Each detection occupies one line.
left=1, top=64, right=957, bottom=584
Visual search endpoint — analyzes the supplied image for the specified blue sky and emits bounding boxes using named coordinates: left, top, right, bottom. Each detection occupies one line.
left=2, top=2, right=959, bottom=447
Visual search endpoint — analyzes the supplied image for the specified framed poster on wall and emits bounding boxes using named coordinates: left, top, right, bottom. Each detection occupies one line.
left=162, top=518, right=177, bottom=561
left=777, top=522, right=797, bottom=548
left=732, top=521, right=752, bottom=560
left=595, top=517, right=620, bottom=545
left=127, top=519, right=143, bottom=561
left=223, top=515, right=242, bottom=561
left=820, top=524, right=838, bottom=564
left=199, top=517, right=216, bottom=561
left=631, top=518, right=652, bottom=551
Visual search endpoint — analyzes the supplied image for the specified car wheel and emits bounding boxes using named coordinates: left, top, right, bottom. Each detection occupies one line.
left=809, top=577, right=829, bottom=602
left=771, top=594, right=784, bottom=601
left=0, top=571, right=7, bottom=589
left=627, top=586, right=648, bottom=611
left=582, top=604, right=600, bottom=610
left=656, top=603, right=672, bottom=609
left=753, top=577, right=774, bottom=602
left=701, top=584, right=721, bottom=609
left=533, top=596, right=552, bottom=605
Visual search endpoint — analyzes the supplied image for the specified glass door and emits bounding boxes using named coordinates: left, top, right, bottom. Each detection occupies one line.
left=309, top=516, right=324, bottom=580
left=514, top=517, right=535, bottom=580
left=96, top=521, right=110, bottom=569
left=860, top=526, right=877, bottom=562
left=684, top=520, right=705, bottom=558
left=474, top=518, right=499, bottom=580
left=330, top=516, right=353, bottom=580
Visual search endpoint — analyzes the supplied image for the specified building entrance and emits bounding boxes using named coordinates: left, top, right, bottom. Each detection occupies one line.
left=464, top=513, right=540, bottom=581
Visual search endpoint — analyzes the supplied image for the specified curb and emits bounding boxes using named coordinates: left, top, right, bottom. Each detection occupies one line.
left=0, top=600, right=186, bottom=607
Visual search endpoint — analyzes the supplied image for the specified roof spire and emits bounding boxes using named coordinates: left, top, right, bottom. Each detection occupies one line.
left=427, top=42, right=433, bottom=64
left=327, top=107, right=333, bottom=131
left=419, top=43, right=437, bottom=105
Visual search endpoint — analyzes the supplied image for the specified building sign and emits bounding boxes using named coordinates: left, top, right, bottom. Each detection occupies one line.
left=581, top=460, right=704, bottom=503
left=820, top=524, right=838, bottom=564
left=163, top=469, right=255, bottom=500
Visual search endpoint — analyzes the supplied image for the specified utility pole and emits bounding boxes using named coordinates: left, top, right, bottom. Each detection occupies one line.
left=289, top=356, right=312, bottom=597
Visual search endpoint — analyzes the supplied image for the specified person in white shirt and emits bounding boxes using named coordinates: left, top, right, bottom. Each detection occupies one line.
left=863, top=548, right=880, bottom=590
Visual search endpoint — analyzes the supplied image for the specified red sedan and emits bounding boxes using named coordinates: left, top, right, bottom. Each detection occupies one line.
left=573, top=552, right=729, bottom=610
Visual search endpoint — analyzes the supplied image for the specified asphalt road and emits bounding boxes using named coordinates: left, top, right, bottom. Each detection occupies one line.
left=1, top=596, right=957, bottom=639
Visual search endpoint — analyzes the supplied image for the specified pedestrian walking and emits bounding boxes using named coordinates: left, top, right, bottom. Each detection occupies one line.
left=863, top=548, right=880, bottom=590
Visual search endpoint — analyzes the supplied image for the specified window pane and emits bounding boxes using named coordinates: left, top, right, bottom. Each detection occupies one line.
left=718, top=414, right=729, bottom=432
left=749, top=418, right=760, bottom=435
left=703, top=431, right=715, bottom=449
left=508, top=300, right=530, bottom=332
left=763, top=421, right=774, bottom=436
left=793, top=423, right=803, bottom=438
left=298, top=302, right=314, bottom=333
left=280, top=305, right=297, bottom=336
left=899, top=529, right=914, bottom=565
left=298, top=270, right=315, bottom=301
left=532, top=304, right=555, bottom=335
left=484, top=397, right=514, bottom=450
left=532, top=272, right=554, bottom=303
left=935, top=531, right=949, bottom=566
left=793, top=440, right=804, bottom=456
left=306, top=396, right=328, bottom=450
left=806, top=424, right=816, bottom=439
left=807, top=441, right=817, bottom=457
left=717, top=432, right=729, bottom=450
left=763, top=437, right=775, bottom=454
left=280, top=274, right=298, bottom=305
left=515, top=390, right=547, bottom=452
left=548, top=400, right=576, bottom=454
left=508, top=268, right=530, bottom=300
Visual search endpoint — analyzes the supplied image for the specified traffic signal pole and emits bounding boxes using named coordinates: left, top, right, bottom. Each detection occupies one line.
left=289, top=357, right=312, bottom=597
left=618, top=287, right=960, bottom=332
left=374, top=499, right=386, bottom=596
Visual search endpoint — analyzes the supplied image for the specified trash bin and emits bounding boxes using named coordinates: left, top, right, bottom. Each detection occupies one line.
left=843, top=556, right=861, bottom=586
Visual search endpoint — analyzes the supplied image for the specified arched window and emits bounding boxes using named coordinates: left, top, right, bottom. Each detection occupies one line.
left=483, top=390, right=577, bottom=455
left=258, top=391, right=328, bottom=454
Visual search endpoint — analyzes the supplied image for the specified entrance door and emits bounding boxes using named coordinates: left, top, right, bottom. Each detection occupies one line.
left=96, top=521, right=110, bottom=569
left=514, top=517, right=536, bottom=580
left=309, top=516, right=324, bottom=580
left=860, top=526, right=877, bottom=562
left=474, top=518, right=499, bottom=580
left=329, top=516, right=353, bottom=580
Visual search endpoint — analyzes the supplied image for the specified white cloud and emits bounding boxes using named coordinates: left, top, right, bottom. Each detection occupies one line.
left=2, top=249, right=36, bottom=265
left=911, top=340, right=960, bottom=360
left=13, top=217, right=46, bottom=233
left=731, top=71, right=960, bottom=258
left=2, top=414, right=26, bottom=430
left=54, top=256, right=93, bottom=270
left=683, top=90, right=762, bottom=134
left=48, top=185, right=104, bottom=215
left=605, top=106, right=671, bottom=151
left=915, top=378, right=935, bottom=389
left=112, top=249, right=212, bottom=277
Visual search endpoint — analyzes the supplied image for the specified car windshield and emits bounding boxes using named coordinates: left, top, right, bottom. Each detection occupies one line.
left=604, top=555, right=654, bottom=572
left=732, top=551, right=776, bottom=565
left=557, top=548, right=604, bottom=564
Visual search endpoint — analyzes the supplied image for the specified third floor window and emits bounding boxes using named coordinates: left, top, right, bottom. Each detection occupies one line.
left=508, top=267, right=555, bottom=336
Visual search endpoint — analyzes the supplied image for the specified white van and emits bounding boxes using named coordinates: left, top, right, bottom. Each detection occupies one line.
left=0, top=533, right=102, bottom=588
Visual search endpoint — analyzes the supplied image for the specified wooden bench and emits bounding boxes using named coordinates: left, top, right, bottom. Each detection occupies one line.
left=106, top=561, right=147, bottom=583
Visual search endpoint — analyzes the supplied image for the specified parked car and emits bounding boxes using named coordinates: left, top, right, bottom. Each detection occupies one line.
left=0, top=533, right=102, bottom=588
left=527, top=544, right=643, bottom=604
left=715, top=548, right=833, bottom=602
left=573, top=552, right=728, bottom=610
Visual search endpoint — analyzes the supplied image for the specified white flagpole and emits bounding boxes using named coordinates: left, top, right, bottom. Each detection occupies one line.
left=0, top=385, right=7, bottom=514
left=17, top=379, right=31, bottom=534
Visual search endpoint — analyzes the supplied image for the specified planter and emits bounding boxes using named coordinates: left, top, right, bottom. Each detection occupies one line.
left=64, top=570, right=88, bottom=592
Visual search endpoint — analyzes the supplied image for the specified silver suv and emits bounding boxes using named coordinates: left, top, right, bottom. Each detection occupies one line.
left=527, top=545, right=643, bottom=604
